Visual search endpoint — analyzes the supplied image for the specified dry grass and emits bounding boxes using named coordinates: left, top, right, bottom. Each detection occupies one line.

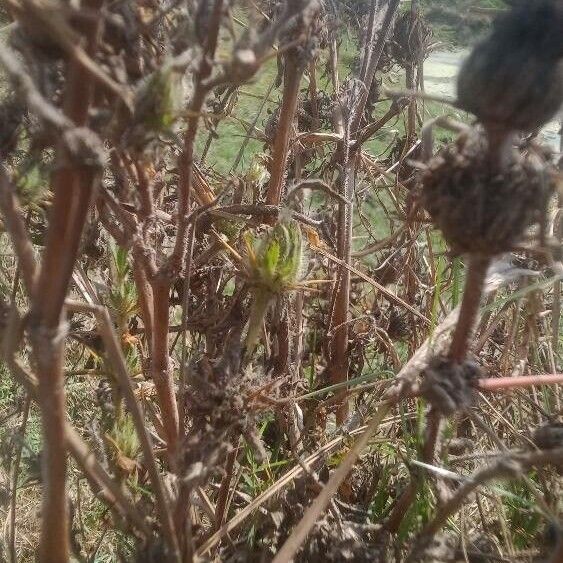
left=0, top=1, right=561, bottom=562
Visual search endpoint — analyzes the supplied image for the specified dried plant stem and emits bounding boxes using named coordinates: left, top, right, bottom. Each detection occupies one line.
left=449, top=254, right=491, bottom=362
left=150, top=279, right=180, bottom=456
left=27, top=3, right=103, bottom=559
left=406, top=0, right=419, bottom=145
left=386, top=254, right=489, bottom=533
left=8, top=395, right=30, bottom=563
left=384, top=407, right=443, bottom=533
left=328, top=152, right=355, bottom=423
left=132, top=258, right=154, bottom=346
left=147, top=0, right=225, bottom=461
left=349, top=0, right=401, bottom=135
left=408, top=448, right=563, bottom=561
left=266, top=49, right=304, bottom=207
left=93, top=306, right=181, bottom=561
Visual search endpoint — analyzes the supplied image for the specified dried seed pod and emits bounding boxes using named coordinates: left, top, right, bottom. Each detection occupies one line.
left=457, top=0, right=563, bottom=134
left=420, top=356, right=482, bottom=415
left=421, top=129, right=553, bottom=256
left=386, top=307, right=410, bottom=341
left=390, top=9, right=432, bottom=68
left=532, top=421, right=563, bottom=450
left=532, top=421, right=563, bottom=473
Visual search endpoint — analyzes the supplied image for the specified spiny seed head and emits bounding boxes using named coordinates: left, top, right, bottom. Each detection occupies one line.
left=108, top=414, right=140, bottom=461
left=421, top=130, right=554, bottom=256
left=245, top=218, right=304, bottom=294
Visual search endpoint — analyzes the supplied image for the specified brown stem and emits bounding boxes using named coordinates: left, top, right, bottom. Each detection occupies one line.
left=150, top=278, right=180, bottom=457
left=31, top=326, right=69, bottom=562
left=448, top=255, right=491, bottom=362
left=27, top=3, right=104, bottom=560
left=132, top=258, right=154, bottom=347
left=327, top=152, right=355, bottom=423
left=92, top=306, right=180, bottom=561
left=384, top=408, right=443, bottom=533
left=349, top=0, right=400, bottom=135
left=405, top=0, right=419, bottom=146
left=265, top=50, right=304, bottom=207
left=171, top=0, right=224, bottom=270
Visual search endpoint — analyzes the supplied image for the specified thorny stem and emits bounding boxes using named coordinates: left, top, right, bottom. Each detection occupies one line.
left=327, top=151, right=355, bottom=423
left=151, top=278, right=180, bottom=457
left=324, top=1, right=400, bottom=423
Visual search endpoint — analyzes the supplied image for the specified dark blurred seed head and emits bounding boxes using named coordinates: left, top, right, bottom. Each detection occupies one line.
left=420, top=356, right=482, bottom=416
left=457, top=0, right=563, bottom=133
left=421, top=129, right=554, bottom=256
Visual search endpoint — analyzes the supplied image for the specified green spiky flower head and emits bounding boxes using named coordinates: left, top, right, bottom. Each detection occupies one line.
left=133, top=66, right=181, bottom=135
left=246, top=216, right=305, bottom=294
left=245, top=153, right=270, bottom=187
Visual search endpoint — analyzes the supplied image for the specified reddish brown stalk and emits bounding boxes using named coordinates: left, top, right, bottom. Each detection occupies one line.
left=147, top=1, right=225, bottom=462
left=265, top=49, right=305, bottom=207
left=449, top=254, right=491, bottom=362
left=387, top=254, right=490, bottom=533
left=26, top=3, right=104, bottom=560
left=323, top=2, right=400, bottom=424
left=150, top=278, right=180, bottom=455
left=476, top=373, right=563, bottom=391
left=327, top=153, right=355, bottom=423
